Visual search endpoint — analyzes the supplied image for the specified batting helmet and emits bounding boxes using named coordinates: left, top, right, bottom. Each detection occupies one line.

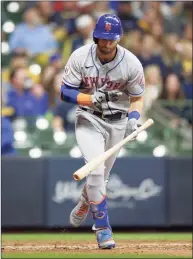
left=93, top=14, right=123, bottom=41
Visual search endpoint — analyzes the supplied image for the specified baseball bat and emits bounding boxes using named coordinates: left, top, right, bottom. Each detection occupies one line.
left=73, top=118, right=154, bottom=181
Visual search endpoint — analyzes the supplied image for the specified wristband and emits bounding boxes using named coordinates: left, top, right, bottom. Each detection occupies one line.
left=128, top=111, right=140, bottom=120
left=60, top=84, right=79, bottom=104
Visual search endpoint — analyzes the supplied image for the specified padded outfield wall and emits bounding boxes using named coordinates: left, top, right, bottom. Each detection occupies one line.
left=2, top=156, right=192, bottom=229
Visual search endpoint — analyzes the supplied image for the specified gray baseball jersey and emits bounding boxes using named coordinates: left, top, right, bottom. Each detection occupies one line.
left=62, top=43, right=145, bottom=188
left=62, top=43, right=145, bottom=116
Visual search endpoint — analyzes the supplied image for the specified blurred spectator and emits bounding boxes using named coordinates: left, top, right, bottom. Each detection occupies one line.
left=1, top=117, right=16, bottom=156
left=51, top=1, right=79, bottom=34
left=8, top=51, right=28, bottom=69
left=180, top=44, right=192, bottom=100
left=51, top=72, right=77, bottom=132
left=26, top=1, right=69, bottom=43
left=120, top=29, right=142, bottom=56
left=74, top=15, right=95, bottom=46
left=117, top=2, right=139, bottom=31
left=161, top=73, right=192, bottom=124
left=175, top=40, right=192, bottom=98
left=162, top=33, right=182, bottom=75
left=62, top=14, right=95, bottom=63
left=2, top=89, right=16, bottom=156
left=9, top=6, right=58, bottom=56
left=183, top=2, right=192, bottom=23
left=142, top=65, right=163, bottom=120
left=161, top=73, right=184, bottom=101
left=53, top=72, right=63, bottom=103
left=52, top=102, right=77, bottom=132
left=137, top=6, right=162, bottom=34
left=109, top=1, right=119, bottom=12
left=2, top=50, right=41, bottom=87
left=2, top=51, right=29, bottom=88
left=151, top=18, right=164, bottom=54
left=160, top=73, right=186, bottom=119
left=36, top=1, right=54, bottom=25
left=183, top=23, right=192, bottom=42
left=92, top=2, right=115, bottom=19
left=137, top=34, right=167, bottom=78
left=161, top=2, right=184, bottom=35
left=76, top=1, right=96, bottom=14
left=41, top=53, right=63, bottom=107
left=35, top=1, right=69, bottom=45
left=6, top=67, right=49, bottom=118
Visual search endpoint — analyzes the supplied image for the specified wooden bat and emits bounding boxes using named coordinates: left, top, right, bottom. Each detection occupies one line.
left=73, top=118, right=154, bottom=181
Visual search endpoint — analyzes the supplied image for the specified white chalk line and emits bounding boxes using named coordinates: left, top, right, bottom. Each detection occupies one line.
left=2, top=243, right=192, bottom=251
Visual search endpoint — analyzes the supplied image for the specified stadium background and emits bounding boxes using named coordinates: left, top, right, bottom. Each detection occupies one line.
left=1, top=1, right=192, bottom=258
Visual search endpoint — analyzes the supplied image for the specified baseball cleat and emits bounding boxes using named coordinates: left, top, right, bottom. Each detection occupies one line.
left=69, top=195, right=90, bottom=227
left=90, top=196, right=115, bottom=249
left=94, top=227, right=115, bottom=249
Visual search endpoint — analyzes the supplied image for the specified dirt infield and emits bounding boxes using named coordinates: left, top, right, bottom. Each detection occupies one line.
left=2, top=240, right=192, bottom=256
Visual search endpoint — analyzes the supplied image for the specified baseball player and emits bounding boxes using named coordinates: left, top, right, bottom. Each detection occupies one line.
left=60, top=14, right=145, bottom=249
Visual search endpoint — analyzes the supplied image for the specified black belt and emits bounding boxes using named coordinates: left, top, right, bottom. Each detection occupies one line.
left=81, top=107, right=128, bottom=121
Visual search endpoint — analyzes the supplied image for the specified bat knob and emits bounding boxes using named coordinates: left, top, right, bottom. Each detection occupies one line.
left=73, top=173, right=80, bottom=181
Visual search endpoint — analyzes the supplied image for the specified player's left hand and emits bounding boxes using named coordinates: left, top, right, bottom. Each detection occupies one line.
left=125, top=118, right=138, bottom=136
left=125, top=118, right=141, bottom=137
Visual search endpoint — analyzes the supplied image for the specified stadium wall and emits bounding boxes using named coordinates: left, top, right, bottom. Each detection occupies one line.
left=1, top=156, right=192, bottom=229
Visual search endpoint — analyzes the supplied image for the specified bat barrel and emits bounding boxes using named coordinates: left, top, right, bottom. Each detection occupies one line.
left=72, top=118, right=154, bottom=181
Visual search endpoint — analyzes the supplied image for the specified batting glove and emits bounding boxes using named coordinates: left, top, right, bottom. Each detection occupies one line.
left=91, top=90, right=122, bottom=109
left=125, top=111, right=141, bottom=137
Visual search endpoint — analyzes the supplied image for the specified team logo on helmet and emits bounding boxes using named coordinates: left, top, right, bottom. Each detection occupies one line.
left=105, top=22, right=111, bottom=32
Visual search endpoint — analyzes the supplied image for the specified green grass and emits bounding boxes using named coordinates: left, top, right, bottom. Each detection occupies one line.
left=2, top=232, right=192, bottom=241
left=2, top=232, right=192, bottom=258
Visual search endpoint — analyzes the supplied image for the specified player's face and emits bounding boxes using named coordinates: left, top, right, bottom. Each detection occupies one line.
left=97, top=39, right=118, bottom=55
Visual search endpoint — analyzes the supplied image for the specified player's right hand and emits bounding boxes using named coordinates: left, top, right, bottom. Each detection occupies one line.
left=91, top=90, right=122, bottom=108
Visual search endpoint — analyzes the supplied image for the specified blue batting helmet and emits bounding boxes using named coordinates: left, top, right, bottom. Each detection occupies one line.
left=93, top=14, right=123, bottom=41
